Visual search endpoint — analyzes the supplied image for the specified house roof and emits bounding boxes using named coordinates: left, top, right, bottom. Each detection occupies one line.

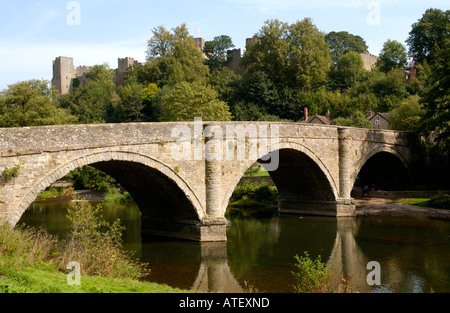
left=305, top=115, right=332, bottom=125
left=368, top=112, right=391, bottom=122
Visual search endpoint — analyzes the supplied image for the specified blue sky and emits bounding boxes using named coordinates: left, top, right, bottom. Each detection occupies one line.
left=0, top=0, right=448, bottom=90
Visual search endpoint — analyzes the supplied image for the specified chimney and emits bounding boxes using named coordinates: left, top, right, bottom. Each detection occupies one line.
left=304, top=107, right=309, bottom=122
left=326, top=110, right=330, bottom=121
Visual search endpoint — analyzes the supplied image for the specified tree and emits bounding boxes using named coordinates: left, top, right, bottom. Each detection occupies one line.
left=157, top=81, right=232, bottom=122
left=325, top=31, right=369, bottom=64
left=114, top=81, right=144, bottom=123
left=204, top=35, right=235, bottom=71
left=390, top=95, right=424, bottom=132
left=242, top=71, right=279, bottom=117
left=140, top=83, right=161, bottom=121
left=377, top=40, right=408, bottom=73
left=332, top=111, right=372, bottom=129
left=58, top=64, right=119, bottom=124
left=138, top=24, right=209, bottom=87
left=419, top=39, right=450, bottom=138
left=351, top=69, right=408, bottom=112
left=0, top=80, right=77, bottom=127
left=242, top=18, right=331, bottom=91
left=329, top=51, right=366, bottom=90
left=146, top=25, right=173, bottom=59
left=406, top=8, right=450, bottom=64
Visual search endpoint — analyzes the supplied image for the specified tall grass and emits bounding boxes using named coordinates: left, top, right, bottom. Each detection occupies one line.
left=0, top=200, right=149, bottom=281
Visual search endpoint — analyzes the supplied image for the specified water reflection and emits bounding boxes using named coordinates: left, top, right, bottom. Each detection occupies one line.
left=19, top=200, right=450, bottom=293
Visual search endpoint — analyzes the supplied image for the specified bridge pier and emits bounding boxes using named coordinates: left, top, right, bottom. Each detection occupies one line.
left=140, top=127, right=229, bottom=242
left=141, top=217, right=227, bottom=242
left=278, top=198, right=356, bottom=217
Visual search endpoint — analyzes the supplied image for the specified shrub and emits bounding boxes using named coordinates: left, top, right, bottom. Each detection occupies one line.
left=292, top=252, right=333, bottom=293
left=0, top=161, right=24, bottom=185
left=103, top=188, right=135, bottom=205
left=56, top=200, right=147, bottom=279
left=429, top=192, right=450, bottom=210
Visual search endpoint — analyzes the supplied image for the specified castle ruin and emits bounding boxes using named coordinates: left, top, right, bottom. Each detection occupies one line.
left=360, top=52, right=379, bottom=71
left=52, top=56, right=142, bottom=95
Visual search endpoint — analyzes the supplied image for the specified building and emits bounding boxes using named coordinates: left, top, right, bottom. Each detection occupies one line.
left=303, top=108, right=332, bottom=125
left=52, top=57, right=76, bottom=95
left=360, top=52, right=379, bottom=71
left=404, top=59, right=416, bottom=81
left=114, top=57, right=142, bottom=86
left=52, top=56, right=142, bottom=94
left=367, top=112, right=391, bottom=130
left=226, top=48, right=243, bottom=74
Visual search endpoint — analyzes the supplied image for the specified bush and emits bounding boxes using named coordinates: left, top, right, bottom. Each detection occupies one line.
left=57, top=200, right=147, bottom=279
left=429, top=192, right=450, bottom=210
left=292, top=252, right=333, bottom=293
left=103, top=188, right=135, bottom=205
left=0, top=161, right=24, bottom=185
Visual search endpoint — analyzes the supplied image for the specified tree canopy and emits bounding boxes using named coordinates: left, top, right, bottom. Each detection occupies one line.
left=157, top=81, right=232, bottom=122
left=406, top=8, right=449, bottom=64
left=242, top=18, right=331, bottom=91
left=0, top=80, right=76, bottom=127
left=325, top=31, right=369, bottom=64
left=377, top=40, right=408, bottom=73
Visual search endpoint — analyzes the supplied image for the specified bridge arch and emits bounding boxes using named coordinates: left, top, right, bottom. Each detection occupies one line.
left=11, top=150, right=205, bottom=228
left=353, top=145, right=412, bottom=191
left=222, top=140, right=340, bottom=216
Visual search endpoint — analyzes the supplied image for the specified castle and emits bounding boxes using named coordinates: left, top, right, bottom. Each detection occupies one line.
left=52, top=56, right=143, bottom=95
left=52, top=38, right=382, bottom=95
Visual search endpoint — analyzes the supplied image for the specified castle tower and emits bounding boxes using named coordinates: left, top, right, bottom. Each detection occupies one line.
left=52, top=57, right=75, bottom=95
left=116, top=57, right=136, bottom=86
left=360, top=52, right=379, bottom=71
left=226, top=48, right=243, bottom=74
left=194, top=38, right=205, bottom=52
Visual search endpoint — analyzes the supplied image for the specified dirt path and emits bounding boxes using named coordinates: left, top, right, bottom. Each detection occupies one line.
left=355, top=191, right=450, bottom=220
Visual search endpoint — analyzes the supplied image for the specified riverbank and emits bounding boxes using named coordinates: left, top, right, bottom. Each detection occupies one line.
left=355, top=190, right=450, bottom=220
left=0, top=263, right=189, bottom=293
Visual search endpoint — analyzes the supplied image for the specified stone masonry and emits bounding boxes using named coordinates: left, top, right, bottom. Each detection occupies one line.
left=0, top=122, right=415, bottom=241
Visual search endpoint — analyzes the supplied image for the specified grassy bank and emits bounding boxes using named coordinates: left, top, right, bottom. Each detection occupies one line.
left=0, top=201, right=190, bottom=294
left=0, top=261, right=186, bottom=293
left=37, top=187, right=75, bottom=200
left=395, top=192, right=450, bottom=210
left=103, top=188, right=135, bottom=205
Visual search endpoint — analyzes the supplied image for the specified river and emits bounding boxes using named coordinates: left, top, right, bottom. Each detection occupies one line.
left=20, top=197, right=450, bottom=293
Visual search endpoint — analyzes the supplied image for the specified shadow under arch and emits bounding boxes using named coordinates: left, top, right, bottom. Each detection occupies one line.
left=13, top=151, right=205, bottom=239
left=222, top=141, right=340, bottom=217
left=353, top=146, right=412, bottom=192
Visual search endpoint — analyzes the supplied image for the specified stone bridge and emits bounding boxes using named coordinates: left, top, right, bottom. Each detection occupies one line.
left=0, top=122, right=415, bottom=241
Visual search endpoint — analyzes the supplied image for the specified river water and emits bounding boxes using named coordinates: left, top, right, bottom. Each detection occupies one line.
left=20, top=198, right=450, bottom=293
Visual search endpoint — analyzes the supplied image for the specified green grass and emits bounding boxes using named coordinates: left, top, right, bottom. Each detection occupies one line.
left=0, top=261, right=189, bottom=293
left=395, top=198, right=431, bottom=208
left=244, top=168, right=270, bottom=177
left=395, top=193, right=450, bottom=210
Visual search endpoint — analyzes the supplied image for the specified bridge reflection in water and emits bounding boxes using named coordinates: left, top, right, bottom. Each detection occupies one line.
left=22, top=200, right=447, bottom=293
left=168, top=217, right=385, bottom=293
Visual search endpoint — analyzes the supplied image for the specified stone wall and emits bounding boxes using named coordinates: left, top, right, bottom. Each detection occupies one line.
left=360, top=52, right=379, bottom=71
